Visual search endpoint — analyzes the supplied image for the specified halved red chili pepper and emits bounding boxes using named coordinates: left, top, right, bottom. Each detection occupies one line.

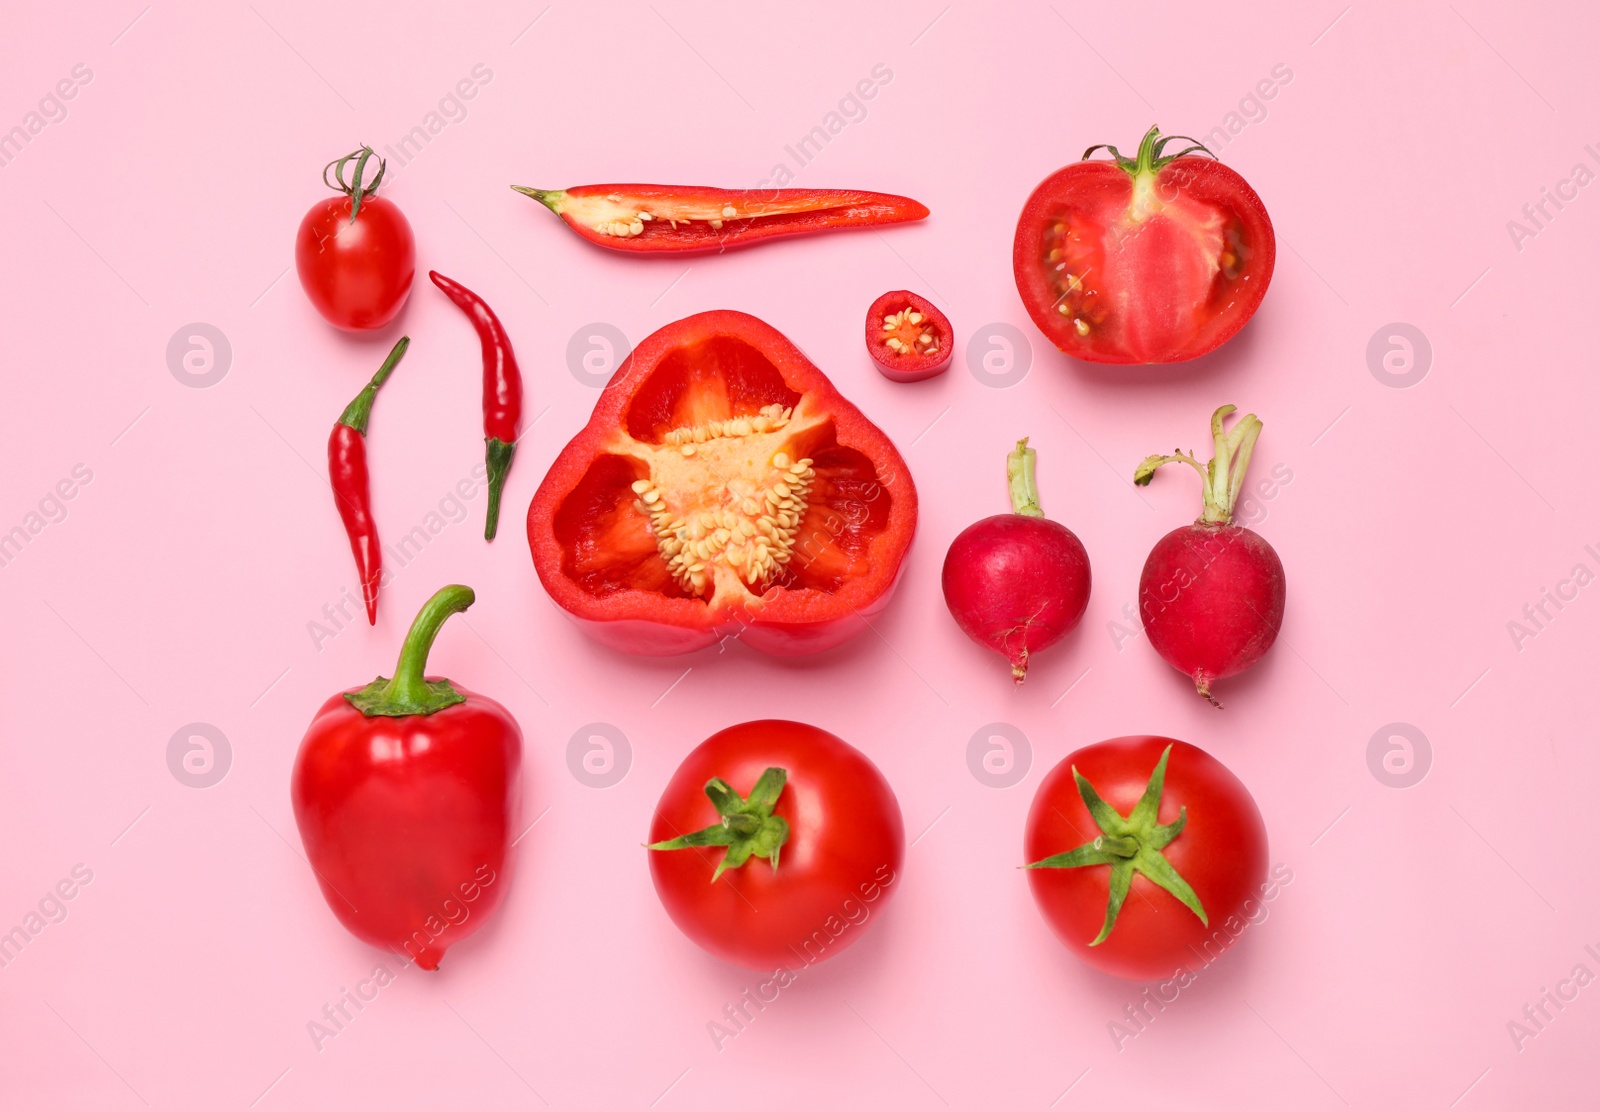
left=428, top=271, right=524, bottom=541
left=510, top=184, right=928, bottom=255
left=328, top=336, right=407, bottom=624
left=527, top=310, right=918, bottom=656
left=865, top=290, right=953, bottom=382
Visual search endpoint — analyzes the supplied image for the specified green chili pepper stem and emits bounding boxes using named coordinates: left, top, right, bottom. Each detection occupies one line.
left=337, top=336, right=409, bottom=435
left=483, top=438, right=515, bottom=541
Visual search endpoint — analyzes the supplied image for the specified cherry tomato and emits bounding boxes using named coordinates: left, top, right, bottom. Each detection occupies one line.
left=647, top=720, right=904, bottom=970
left=295, top=146, right=415, bottom=332
left=1013, top=126, right=1274, bottom=364
left=865, top=290, right=953, bottom=381
left=1024, top=736, right=1267, bottom=980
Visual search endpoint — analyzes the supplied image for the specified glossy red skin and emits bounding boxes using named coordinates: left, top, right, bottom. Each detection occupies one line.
left=527, top=310, right=918, bottom=657
left=327, top=424, right=380, bottom=624
left=428, top=271, right=523, bottom=443
left=648, top=721, right=904, bottom=970
left=1013, top=156, right=1274, bottom=364
left=295, top=196, right=416, bottom=331
left=545, top=185, right=928, bottom=255
left=1140, top=524, right=1285, bottom=691
left=1025, top=736, right=1267, bottom=981
left=865, top=290, right=953, bottom=382
left=941, top=515, right=1090, bottom=679
left=291, top=684, right=521, bottom=970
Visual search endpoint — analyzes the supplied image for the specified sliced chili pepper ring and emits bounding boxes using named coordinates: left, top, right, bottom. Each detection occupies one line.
left=865, top=290, right=952, bottom=382
left=528, top=311, right=917, bottom=656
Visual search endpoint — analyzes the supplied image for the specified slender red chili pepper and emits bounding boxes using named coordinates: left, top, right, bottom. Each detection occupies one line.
left=328, top=336, right=408, bottom=623
left=428, top=272, right=524, bottom=540
left=510, top=183, right=929, bottom=255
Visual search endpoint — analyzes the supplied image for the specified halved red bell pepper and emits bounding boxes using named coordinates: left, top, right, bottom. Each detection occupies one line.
left=527, top=310, right=918, bottom=656
left=510, top=184, right=928, bottom=255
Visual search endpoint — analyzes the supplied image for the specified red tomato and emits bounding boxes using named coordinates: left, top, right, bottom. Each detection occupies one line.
left=295, top=147, right=415, bottom=331
left=648, top=720, right=904, bottom=970
left=1024, top=736, right=1266, bottom=980
left=865, top=290, right=953, bottom=381
left=1013, top=126, right=1274, bottom=364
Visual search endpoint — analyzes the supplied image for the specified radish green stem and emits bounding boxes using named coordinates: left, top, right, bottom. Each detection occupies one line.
left=1007, top=438, right=1045, bottom=517
left=1134, top=405, right=1264, bottom=525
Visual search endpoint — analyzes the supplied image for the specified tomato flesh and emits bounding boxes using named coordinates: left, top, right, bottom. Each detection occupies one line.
left=530, top=312, right=917, bottom=656
left=1024, top=736, right=1268, bottom=980
left=865, top=290, right=952, bottom=382
left=1014, top=147, right=1273, bottom=364
left=648, top=720, right=905, bottom=970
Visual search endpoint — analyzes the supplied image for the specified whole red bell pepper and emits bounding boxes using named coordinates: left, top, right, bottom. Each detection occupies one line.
left=527, top=310, right=918, bottom=656
left=291, top=584, right=521, bottom=970
left=510, top=183, right=928, bottom=255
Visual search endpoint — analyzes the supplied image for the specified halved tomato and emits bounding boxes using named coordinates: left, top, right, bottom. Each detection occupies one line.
left=527, top=311, right=918, bottom=656
left=1013, top=126, right=1275, bottom=364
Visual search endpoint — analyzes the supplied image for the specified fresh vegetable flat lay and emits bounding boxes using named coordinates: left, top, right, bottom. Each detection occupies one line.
left=6, top=5, right=1595, bottom=1110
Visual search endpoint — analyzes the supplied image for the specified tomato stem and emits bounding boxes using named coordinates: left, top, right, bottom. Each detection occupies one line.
left=1083, top=125, right=1217, bottom=175
left=721, top=812, right=761, bottom=835
left=647, top=767, right=792, bottom=881
left=1133, top=125, right=1162, bottom=176
left=345, top=585, right=474, bottom=717
left=324, top=144, right=389, bottom=224
left=1093, top=833, right=1138, bottom=858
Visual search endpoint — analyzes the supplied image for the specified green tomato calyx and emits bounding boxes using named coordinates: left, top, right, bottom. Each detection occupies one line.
left=647, top=767, right=791, bottom=882
left=1025, top=744, right=1208, bottom=945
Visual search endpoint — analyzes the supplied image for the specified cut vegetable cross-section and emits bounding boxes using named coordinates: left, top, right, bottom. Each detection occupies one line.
left=865, top=290, right=953, bottom=381
left=626, top=405, right=819, bottom=597
left=1013, top=125, right=1275, bottom=364
left=513, top=184, right=929, bottom=255
left=529, top=311, right=918, bottom=657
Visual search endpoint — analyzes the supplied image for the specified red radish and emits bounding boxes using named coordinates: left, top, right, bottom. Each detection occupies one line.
left=1134, top=405, right=1285, bottom=706
left=942, top=439, right=1091, bottom=682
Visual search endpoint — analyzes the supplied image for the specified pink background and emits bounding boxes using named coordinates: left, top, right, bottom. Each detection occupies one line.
left=2, top=1, right=1596, bottom=1107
